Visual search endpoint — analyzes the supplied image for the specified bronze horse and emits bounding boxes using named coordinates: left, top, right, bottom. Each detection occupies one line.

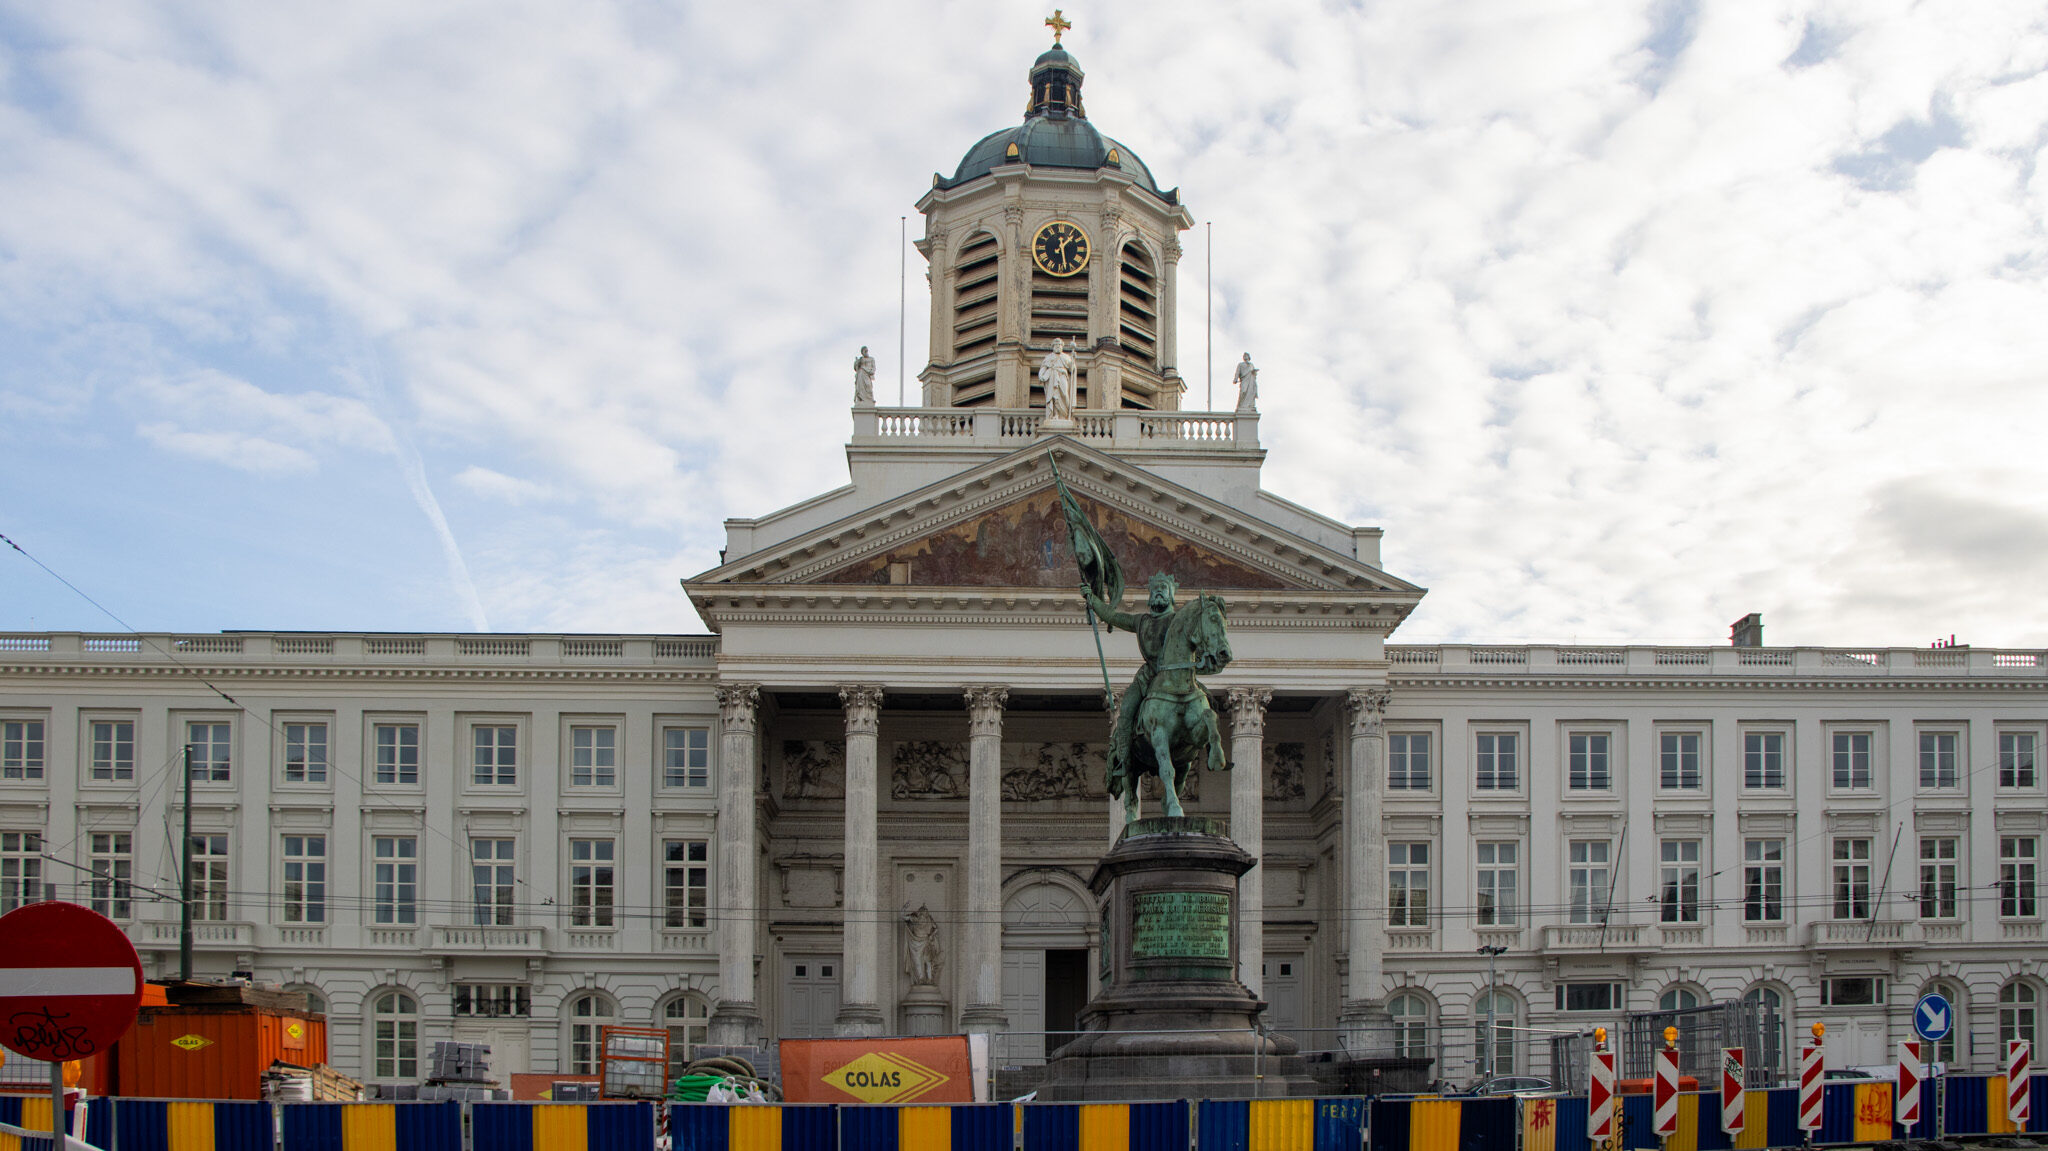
left=1108, top=592, right=1233, bottom=821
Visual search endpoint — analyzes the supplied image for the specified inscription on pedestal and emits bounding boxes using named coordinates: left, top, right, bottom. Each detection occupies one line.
left=1130, top=891, right=1231, bottom=959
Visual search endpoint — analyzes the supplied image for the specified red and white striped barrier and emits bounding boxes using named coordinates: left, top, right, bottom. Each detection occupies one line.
left=1721, top=1046, right=1746, bottom=1134
left=1654, top=1044, right=1680, bottom=1136
left=2011, top=1039, right=2032, bottom=1125
left=1799, top=1041, right=1825, bottom=1130
left=1897, top=1039, right=1921, bottom=1128
left=1589, top=1049, right=1617, bottom=1142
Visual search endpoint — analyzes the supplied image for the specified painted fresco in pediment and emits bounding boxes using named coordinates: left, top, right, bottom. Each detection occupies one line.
left=817, top=489, right=1290, bottom=590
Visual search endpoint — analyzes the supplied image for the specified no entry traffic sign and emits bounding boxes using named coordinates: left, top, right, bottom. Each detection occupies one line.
left=0, top=901, right=143, bottom=1061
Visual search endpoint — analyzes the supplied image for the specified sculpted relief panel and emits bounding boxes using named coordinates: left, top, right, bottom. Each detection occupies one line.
left=817, top=490, right=1289, bottom=590
left=782, top=740, right=845, bottom=800
left=892, top=741, right=966, bottom=799
left=1265, top=742, right=1306, bottom=800
left=1001, top=741, right=1109, bottom=801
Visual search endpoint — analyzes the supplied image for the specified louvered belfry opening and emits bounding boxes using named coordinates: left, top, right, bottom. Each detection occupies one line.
left=950, top=231, right=1000, bottom=406
left=1118, top=241, right=1158, bottom=369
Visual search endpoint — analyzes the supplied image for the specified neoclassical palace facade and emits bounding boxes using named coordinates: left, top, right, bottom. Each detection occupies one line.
left=2, top=40, right=2043, bottom=1090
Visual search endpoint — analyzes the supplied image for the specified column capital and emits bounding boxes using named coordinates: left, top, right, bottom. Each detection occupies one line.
left=964, top=686, right=1009, bottom=736
left=839, top=684, right=885, bottom=734
left=1225, top=686, right=1273, bottom=734
left=1345, top=686, right=1392, bottom=735
left=716, top=683, right=761, bottom=732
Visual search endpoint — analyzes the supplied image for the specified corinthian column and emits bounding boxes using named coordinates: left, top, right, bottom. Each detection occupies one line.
left=711, top=683, right=762, bottom=1046
left=836, top=685, right=887, bottom=1036
left=960, top=687, right=1009, bottom=1032
left=1227, top=686, right=1273, bottom=996
left=1341, top=687, right=1392, bottom=1040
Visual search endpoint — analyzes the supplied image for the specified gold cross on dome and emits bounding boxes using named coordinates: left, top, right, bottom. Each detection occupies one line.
left=1045, top=9, right=1072, bottom=44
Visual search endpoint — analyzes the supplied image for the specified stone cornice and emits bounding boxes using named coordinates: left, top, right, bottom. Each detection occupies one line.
left=1391, top=675, right=2048, bottom=693
left=0, top=663, right=719, bottom=685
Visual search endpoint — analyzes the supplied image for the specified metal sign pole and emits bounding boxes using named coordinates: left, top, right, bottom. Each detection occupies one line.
left=49, top=1059, right=63, bottom=1149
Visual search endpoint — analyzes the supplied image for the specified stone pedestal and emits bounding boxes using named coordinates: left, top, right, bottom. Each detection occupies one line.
left=1037, top=816, right=1316, bottom=1100
left=901, top=984, right=948, bottom=1037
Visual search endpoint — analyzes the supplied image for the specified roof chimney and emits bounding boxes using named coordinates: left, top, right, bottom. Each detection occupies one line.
left=1730, top=613, right=1764, bottom=648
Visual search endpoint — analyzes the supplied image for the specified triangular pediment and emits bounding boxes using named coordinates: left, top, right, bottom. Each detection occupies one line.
left=688, top=439, right=1420, bottom=599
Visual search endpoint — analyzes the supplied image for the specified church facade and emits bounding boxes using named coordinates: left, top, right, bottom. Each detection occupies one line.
left=2, top=39, right=2044, bottom=1092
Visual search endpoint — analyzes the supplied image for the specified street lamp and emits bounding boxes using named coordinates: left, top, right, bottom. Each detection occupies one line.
left=1478, top=944, right=1509, bottom=1080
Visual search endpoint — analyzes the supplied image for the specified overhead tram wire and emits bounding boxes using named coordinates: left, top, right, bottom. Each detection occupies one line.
left=2, top=529, right=568, bottom=913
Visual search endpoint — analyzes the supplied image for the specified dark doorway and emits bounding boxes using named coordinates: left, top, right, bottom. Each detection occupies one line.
left=1045, top=948, right=1089, bottom=1054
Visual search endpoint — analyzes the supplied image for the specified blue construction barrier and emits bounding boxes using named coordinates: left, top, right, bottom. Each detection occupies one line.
left=111, top=1098, right=273, bottom=1151
left=278, top=1100, right=463, bottom=1151
left=470, top=1100, right=655, bottom=1151
left=1194, top=1098, right=1365, bottom=1151
left=1021, top=1100, right=1188, bottom=1151
left=671, top=1101, right=839, bottom=1151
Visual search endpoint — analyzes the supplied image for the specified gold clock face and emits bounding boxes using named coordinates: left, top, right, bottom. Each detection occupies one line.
left=1031, top=220, right=1090, bottom=277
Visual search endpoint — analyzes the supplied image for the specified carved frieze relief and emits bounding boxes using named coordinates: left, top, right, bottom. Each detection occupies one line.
left=892, top=741, right=966, bottom=800
left=782, top=739, right=845, bottom=800
left=1265, top=742, right=1306, bottom=800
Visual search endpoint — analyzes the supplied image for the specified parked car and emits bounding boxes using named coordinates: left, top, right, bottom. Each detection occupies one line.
left=1465, top=1075, right=1555, bottom=1095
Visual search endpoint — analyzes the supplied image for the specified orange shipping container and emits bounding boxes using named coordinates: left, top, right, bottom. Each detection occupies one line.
left=106, top=1004, right=328, bottom=1100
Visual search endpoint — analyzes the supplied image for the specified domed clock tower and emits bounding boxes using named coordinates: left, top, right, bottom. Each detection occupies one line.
left=916, top=26, right=1196, bottom=412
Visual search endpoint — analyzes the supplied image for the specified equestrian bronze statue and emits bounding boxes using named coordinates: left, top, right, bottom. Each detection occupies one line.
left=1051, top=458, right=1234, bottom=823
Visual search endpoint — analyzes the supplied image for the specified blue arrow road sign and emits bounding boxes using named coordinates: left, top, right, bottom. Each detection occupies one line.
left=1916, top=993, right=1954, bottom=1042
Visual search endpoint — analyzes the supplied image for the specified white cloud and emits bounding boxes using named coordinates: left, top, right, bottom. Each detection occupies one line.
left=2, top=0, right=2046, bottom=644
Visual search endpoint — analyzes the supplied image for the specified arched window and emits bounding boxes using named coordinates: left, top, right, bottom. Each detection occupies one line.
left=569, top=992, right=617, bottom=1075
left=1388, top=992, right=1432, bottom=1060
left=1473, top=989, right=1518, bottom=1077
left=663, top=994, right=712, bottom=1079
left=1744, top=986, right=1788, bottom=1076
left=1923, top=981, right=1964, bottom=1065
left=2001, top=982, right=2038, bottom=1049
left=372, top=991, right=418, bottom=1081
left=1660, top=988, right=1700, bottom=1011
left=289, top=985, right=326, bottom=1016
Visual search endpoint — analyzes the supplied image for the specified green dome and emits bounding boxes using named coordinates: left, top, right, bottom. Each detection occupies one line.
left=938, top=45, right=1173, bottom=201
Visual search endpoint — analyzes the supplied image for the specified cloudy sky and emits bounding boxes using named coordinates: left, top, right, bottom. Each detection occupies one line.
left=3, top=0, right=2045, bottom=647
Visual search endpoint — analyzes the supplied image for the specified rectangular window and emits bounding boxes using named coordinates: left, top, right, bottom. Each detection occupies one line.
left=1918, top=837, right=1959, bottom=919
left=1744, top=838, right=1785, bottom=922
left=2002, top=837, right=2039, bottom=918
left=189, top=833, right=229, bottom=921
left=452, top=983, right=531, bottom=1017
left=89, top=832, right=133, bottom=919
left=1919, top=732, right=1960, bottom=789
left=664, top=839, right=710, bottom=928
left=374, top=836, right=418, bottom=925
left=663, top=727, right=711, bottom=789
left=187, top=721, right=232, bottom=782
left=570, top=727, right=617, bottom=788
left=471, top=838, right=516, bottom=925
left=1832, top=837, right=1872, bottom=920
left=283, top=722, right=328, bottom=784
left=1660, top=839, right=1701, bottom=922
left=1820, top=977, right=1885, bottom=1007
left=282, top=835, right=326, bottom=923
left=1745, top=731, right=1785, bottom=789
left=1568, top=733, right=1611, bottom=791
left=2, top=721, right=45, bottom=781
left=0, top=831, right=43, bottom=912
left=1660, top=732, right=1702, bottom=790
left=2002, top=732, right=2038, bottom=789
left=569, top=838, right=615, bottom=927
left=374, top=724, right=420, bottom=786
left=1475, top=841, right=1518, bottom=926
left=471, top=725, right=517, bottom=786
left=1556, top=982, right=1623, bottom=1012
left=1474, top=733, right=1519, bottom=790
left=1387, top=842, right=1430, bottom=925
left=1569, top=840, right=1611, bottom=924
left=1831, top=732, right=1872, bottom=789
left=1388, top=733, right=1431, bottom=790
left=90, top=720, right=135, bottom=782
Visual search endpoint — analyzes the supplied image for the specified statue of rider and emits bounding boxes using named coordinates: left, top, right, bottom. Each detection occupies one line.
left=1082, top=572, right=1184, bottom=794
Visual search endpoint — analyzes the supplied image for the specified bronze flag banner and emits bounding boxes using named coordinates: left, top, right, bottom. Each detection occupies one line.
left=780, top=1035, right=975, bottom=1104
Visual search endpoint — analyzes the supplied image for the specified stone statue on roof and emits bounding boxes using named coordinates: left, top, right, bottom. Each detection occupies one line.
left=853, top=346, right=876, bottom=405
